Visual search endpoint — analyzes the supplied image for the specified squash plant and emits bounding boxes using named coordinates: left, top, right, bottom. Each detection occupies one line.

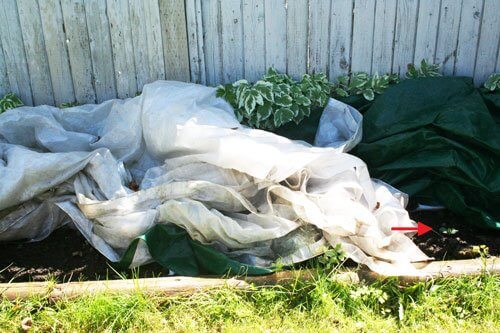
left=216, top=68, right=330, bottom=130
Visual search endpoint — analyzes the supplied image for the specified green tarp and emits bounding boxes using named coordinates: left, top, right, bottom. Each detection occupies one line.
left=120, top=224, right=273, bottom=276
left=352, top=77, right=500, bottom=229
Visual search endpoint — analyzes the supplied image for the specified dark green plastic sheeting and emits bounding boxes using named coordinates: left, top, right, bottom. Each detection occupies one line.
left=352, top=77, right=500, bottom=229
left=119, top=224, right=273, bottom=276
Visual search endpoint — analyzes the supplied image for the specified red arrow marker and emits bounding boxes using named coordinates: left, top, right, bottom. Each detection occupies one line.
left=391, top=222, right=433, bottom=236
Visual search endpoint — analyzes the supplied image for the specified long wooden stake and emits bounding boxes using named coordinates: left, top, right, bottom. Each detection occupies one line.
left=0, top=257, right=497, bottom=301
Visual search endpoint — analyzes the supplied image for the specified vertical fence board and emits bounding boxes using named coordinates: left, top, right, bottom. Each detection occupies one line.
left=220, top=0, right=244, bottom=83
left=143, top=0, right=165, bottom=82
left=454, top=0, right=483, bottom=77
left=474, top=0, right=500, bottom=84
left=39, top=0, right=75, bottom=105
left=186, top=0, right=205, bottom=84
left=435, top=0, right=462, bottom=75
left=264, top=0, right=286, bottom=72
left=84, top=0, right=116, bottom=103
left=329, top=0, right=354, bottom=79
left=0, top=40, right=9, bottom=97
left=17, top=0, right=54, bottom=106
left=140, top=0, right=165, bottom=83
left=287, top=0, right=309, bottom=79
left=414, top=0, right=441, bottom=64
left=243, top=0, right=265, bottom=82
left=351, top=0, right=376, bottom=73
left=201, top=0, right=222, bottom=85
left=107, top=0, right=137, bottom=98
left=129, top=0, right=150, bottom=90
left=159, top=0, right=190, bottom=82
left=392, top=0, right=419, bottom=76
left=0, top=0, right=32, bottom=105
left=61, top=0, right=96, bottom=104
left=372, top=0, right=397, bottom=74
left=309, top=0, right=332, bottom=74
left=202, top=0, right=222, bottom=86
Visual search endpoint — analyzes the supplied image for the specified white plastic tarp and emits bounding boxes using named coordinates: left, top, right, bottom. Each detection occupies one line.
left=0, top=81, right=429, bottom=276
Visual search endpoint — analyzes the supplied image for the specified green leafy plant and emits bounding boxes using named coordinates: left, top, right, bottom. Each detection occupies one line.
left=317, top=243, right=346, bottom=271
left=216, top=68, right=330, bottom=130
left=0, top=93, right=23, bottom=113
left=406, top=59, right=441, bottom=79
left=332, top=72, right=399, bottom=101
left=484, top=73, right=500, bottom=91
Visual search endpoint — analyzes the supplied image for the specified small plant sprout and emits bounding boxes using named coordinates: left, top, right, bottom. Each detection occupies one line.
left=439, top=227, right=459, bottom=235
left=332, top=72, right=399, bottom=101
left=483, top=73, right=500, bottom=92
left=317, top=243, right=346, bottom=271
left=406, top=59, right=441, bottom=79
left=0, top=93, right=23, bottom=113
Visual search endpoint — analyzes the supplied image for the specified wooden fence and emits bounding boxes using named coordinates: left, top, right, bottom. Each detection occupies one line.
left=0, top=0, right=498, bottom=106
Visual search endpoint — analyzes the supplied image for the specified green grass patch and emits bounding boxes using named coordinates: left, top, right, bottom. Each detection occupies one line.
left=1, top=272, right=498, bottom=332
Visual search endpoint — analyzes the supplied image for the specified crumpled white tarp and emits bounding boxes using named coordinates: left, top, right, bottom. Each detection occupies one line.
left=0, top=81, right=429, bottom=276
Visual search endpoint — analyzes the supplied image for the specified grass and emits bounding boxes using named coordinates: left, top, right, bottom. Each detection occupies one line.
left=0, top=271, right=498, bottom=332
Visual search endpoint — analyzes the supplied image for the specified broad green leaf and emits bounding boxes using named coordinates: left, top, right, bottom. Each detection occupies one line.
left=275, top=94, right=293, bottom=107
left=362, top=89, right=375, bottom=101
left=273, top=107, right=294, bottom=127
left=295, top=95, right=311, bottom=106
left=255, top=85, right=274, bottom=102
left=244, top=94, right=256, bottom=115
left=256, top=102, right=273, bottom=121
left=232, top=79, right=249, bottom=87
left=334, top=88, right=349, bottom=97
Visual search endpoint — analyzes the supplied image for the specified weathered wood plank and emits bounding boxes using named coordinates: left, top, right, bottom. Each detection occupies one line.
left=329, top=0, right=353, bottom=79
left=243, top=0, right=265, bottom=82
left=159, top=0, right=190, bottom=82
left=413, top=0, right=441, bottom=64
left=60, top=0, right=96, bottom=104
left=392, top=0, right=419, bottom=76
left=17, top=0, right=54, bottom=106
left=309, top=0, right=332, bottom=74
left=0, top=39, right=9, bottom=97
left=84, top=0, right=116, bottom=103
left=264, top=0, right=286, bottom=73
left=435, top=0, right=462, bottom=76
left=0, top=0, right=32, bottom=105
left=1, top=257, right=498, bottom=300
left=220, top=0, right=244, bottom=83
left=107, top=0, right=137, bottom=98
left=201, top=0, right=223, bottom=86
left=129, top=0, right=150, bottom=91
left=351, top=0, right=376, bottom=73
left=39, top=0, right=75, bottom=105
left=186, top=0, right=206, bottom=84
left=286, top=0, right=309, bottom=79
left=474, top=0, right=500, bottom=84
left=143, top=0, right=166, bottom=82
left=454, top=0, right=483, bottom=77
left=372, top=0, right=397, bottom=74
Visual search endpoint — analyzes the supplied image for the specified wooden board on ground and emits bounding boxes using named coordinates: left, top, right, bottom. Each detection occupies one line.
left=1, top=257, right=498, bottom=301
